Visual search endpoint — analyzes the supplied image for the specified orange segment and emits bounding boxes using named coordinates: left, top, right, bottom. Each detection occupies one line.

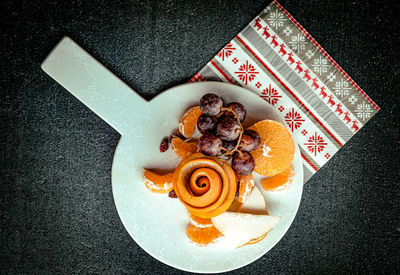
left=173, top=153, right=237, bottom=218
left=261, top=166, right=294, bottom=191
left=189, top=214, right=213, bottom=228
left=142, top=169, right=173, bottom=193
left=186, top=224, right=221, bottom=247
left=179, top=106, right=202, bottom=138
left=248, top=120, right=295, bottom=177
left=238, top=174, right=255, bottom=204
left=170, top=137, right=198, bottom=159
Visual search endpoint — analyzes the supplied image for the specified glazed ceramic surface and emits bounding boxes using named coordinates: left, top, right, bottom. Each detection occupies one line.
left=42, top=37, right=303, bottom=273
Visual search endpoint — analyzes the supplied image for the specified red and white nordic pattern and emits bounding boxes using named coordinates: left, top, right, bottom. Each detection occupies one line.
left=190, top=1, right=379, bottom=182
left=208, top=38, right=336, bottom=171
left=233, top=35, right=345, bottom=147
left=261, top=84, right=281, bottom=106
left=272, top=0, right=380, bottom=111
left=234, top=60, right=259, bottom=85
left=189, top=73, right=205, bottom=82
left=285, top=108, right=305, bottom=132
left=249, top=16, right=362, bottom=133
left=304, top=132, right=328, bottom=157
left=217, top=42, right=236, bottom=61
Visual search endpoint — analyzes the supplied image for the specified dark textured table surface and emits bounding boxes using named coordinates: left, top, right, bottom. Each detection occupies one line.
left=1, top=0, right=399, bottom=273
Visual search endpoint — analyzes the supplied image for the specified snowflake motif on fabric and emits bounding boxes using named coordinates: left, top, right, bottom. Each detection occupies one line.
left=267, top=9, right=287, bottom=29
left=260, top=84, right=281, bottom=105
left=333, top=79, right=351, bottom=99
left=283, top=26, right=293, bottom=36
left=304, top=132, right=328, bottom=156
left=327, top=72, right=336, bottom=82
left=305, top=49, right=315, bottom=59
left=217, top=42, right=236, bottom=61
left=289, top=33, right=307, bottom=52
left=311, top=56, right=329, bottom=75
left=324, top=153, right=331, bottom=159
left=284, top=108, right=305, bottom=132
left=263, top=6, right=271, bottom=14
left=234, top=60, right=259, bottom=85
left=354, top=101, right=374, bottom=121
left=348, top=94, right=358, bottom=105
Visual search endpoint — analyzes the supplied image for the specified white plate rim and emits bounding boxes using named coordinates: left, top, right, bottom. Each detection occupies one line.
left=110, top=81, right=304, bottom=273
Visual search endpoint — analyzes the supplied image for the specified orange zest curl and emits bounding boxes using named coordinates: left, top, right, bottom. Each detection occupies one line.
left=173, top=153, right=237, bottom=218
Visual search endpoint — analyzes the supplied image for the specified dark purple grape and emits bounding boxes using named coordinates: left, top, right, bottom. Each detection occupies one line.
left=226, top=102, right=246, bottom=122
left=197, top=114, right=218, bottom=134
left=239, top=130, right=261, bottom=152
left=232, top=151, right=255, bottom=175
left=198, top=133, right=222, bottom=156
left=216, top=116, right=241, bottom=141
left=239, top=135, right=253, bottom=152
left=200, top=93, right=223, bottom=116
left=222, top=140, right=237, bottom=152
left=245, top=130, right=261, bottom=149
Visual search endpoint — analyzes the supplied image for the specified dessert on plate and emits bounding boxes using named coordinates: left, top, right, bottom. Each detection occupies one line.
left=142, top=93, right=295, bottom=248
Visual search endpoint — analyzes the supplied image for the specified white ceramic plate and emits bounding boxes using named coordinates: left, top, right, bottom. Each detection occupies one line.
left=41, top=37, right=303, bottom=273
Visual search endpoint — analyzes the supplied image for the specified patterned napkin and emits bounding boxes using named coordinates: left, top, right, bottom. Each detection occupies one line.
left=190, top=0, right=379, bottom=182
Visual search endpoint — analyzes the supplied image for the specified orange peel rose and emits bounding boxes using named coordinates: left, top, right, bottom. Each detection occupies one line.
left=173, top=153, right=237, bottom=218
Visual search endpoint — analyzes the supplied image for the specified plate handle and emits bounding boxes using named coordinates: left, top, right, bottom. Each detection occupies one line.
left=41, top=36, right=147, bottom=135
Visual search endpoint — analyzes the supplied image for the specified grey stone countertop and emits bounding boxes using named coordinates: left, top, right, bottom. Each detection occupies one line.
left=1, top=0, right=399, bottom=273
